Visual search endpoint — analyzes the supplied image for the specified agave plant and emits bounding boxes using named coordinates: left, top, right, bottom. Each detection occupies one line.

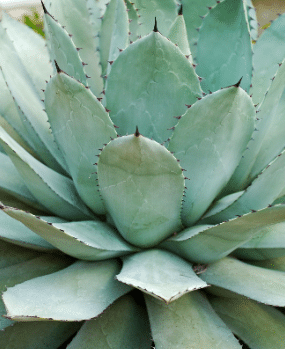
left=0, top=0, right=285, bottom=348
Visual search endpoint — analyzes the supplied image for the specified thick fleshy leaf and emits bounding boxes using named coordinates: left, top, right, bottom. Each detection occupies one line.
left=45, top=71, right=117, bottom=215
left=68, top=294, right=152, bottom=349
left=125, top=0, right=140, bottom=43
left=1, top=12, right=53, bottom=100
left=226, top=59, right=285, bottom=193
left=160, top=205, right=285, bottom=263
left=0, top=299, right=14, bottom=331
left=145, top=291, right=241, bottom=349
left=105, top=31, right=202, bottom=143
left=0, top=152, right=42, bottom=210
left=0, top=126, right=93, bottom=221
left=249, top=255, right=285, bottom=271
left=210, top=296, right=285, bottom=349
left=3, top=259, right=132, bottom=321
left=168, top=86, right=255, bottom=226
left=100, top=0, right=129, bottom=78
left=0, top=209, right=55, bottom=251
left=97, top=134, right=184, bottom=247
left=181, top=0, right=221, bottom=60
left=202, top=151, right=285, bottom=224
left=200, top=256, right=285, bottom=306
left=0, top=22, right=66, bottom=173
left=233, top=247, right=285, bottom=261
left=0, top=321, right=81, bottom=349
left=245, top=0, right=258, bottom=40
left=168, top=12, right=193, bottom=62
left=132, top=0, right=177, bottom=37
left=251, top=12, right=285, bottom=105
left=43, top=6, right=87, bottom=85
left=196, top=0, right=252, bottom=92
left=46, top=0, right=103, bottom=97
left=117, top=249, right=207, bottom=302
left=1, top=206, right=138, bottom=260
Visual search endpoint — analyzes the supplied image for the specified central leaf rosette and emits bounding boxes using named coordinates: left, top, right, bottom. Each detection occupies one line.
left=97, top=131, right=185, bottom=247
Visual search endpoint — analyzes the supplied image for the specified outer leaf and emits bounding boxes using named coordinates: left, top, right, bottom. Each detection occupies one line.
left=116, top=249, right=207, bottom=302
left=145, top=291, right=241, bottom=349
left=160, top=205, right=285, bottom=263
left=181, top=0, right=221, bottom=60
left=0, top=152, right=42, bottom=210
left=43, top=7, right=87, bottom=85
left=46, top=0, right=104, bottom=97
left=2, top=259, right=132, bottom=321
left=202, top=151, right=285, bottom=224
left=196, top=0, right=252, bottom=92
left=45, top=71, right=117, bottom=215
left=210, top=296, right=285, bottom=349
left=1, top=13, right=53, bottom=100
left=0, top=126, right=93, bottom=221
left=200, top=256, right=285, bottom=306
left=105, top=31, right=202, bottom=143
left=68, top=294, right=152, bottom=349
left=1, top=206, right=138, bottom=260
left=168, top=86, right=255, bottom=226
left=0, top=22, right=66, bottom=173
left=132, top=0, right=177, bottom=37
left=0, top=321, right=81, bottom=349
left=226, top=59, right=285, bottom=192
left=100, top=0, right=129, bottom=78
left=251, top=12, right=285, bottom=105
left=0, top=209, right=55, bottom=251
left=168, top=11, right=193, bottom=62
left=97, top=134, right=184, bottom=247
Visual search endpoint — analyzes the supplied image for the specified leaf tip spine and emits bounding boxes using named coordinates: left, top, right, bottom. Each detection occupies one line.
left=135, top=126, right=140, bottom=137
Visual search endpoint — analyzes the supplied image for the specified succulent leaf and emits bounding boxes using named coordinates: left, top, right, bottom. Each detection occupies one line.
left=45, top=71, right=117, bottom=215
left=67, top=294, right=152, bottom=349
left=210, top=296, right=285, bottom=349
left=145, top=291, right=241, bottom=349
left=245, top=0, right=258, bottom=41
left=105, top=31, right=202, bottom=143
left=43, top=9, right=87, bottom=85
left=1, top=206, right=138, bottom=260
left=196, top=0, right=252, bottom=92
left=2, top=259, right=132, bottom=321
left=168, top=86, right=255, bottom=226
left=97, top=134, right=184, bottom=247
left=0, top=127, right=93, bottom=221
left=200, top=256, right=285, bottom=306
left=233, top=247, right=285, bottom=261
left=116, top=249, right=208, bottom=302
left=161, top=205, right=285, bottom=264
left=100, top=0, right=129, bottom=79
left=125, top=0, right=140, bottom=43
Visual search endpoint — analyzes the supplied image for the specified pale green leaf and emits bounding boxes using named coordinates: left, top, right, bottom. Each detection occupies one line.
left=0, top=126, right=93, bottom=221
left=145, top=291, right=241, bottom=349
left=98, top=134, right=184, bottom=247
left=196, top=0, right=252, bottom=92
left=68, top=294, right=151, bottom=349
left=161, top=205, right=285, bottom=263
left=168, top=86, right=255, bottom=226
left=125, top=0, right=140, bottom=43
left=1, top=206, right=138, bottom=260
left=117, top=249, right=207, bottom=302
left=233, top=247, right=285, bottom=261
left=105, top=31, right=202, bottom=144
left=2, top=259, right=132, bottom=321
left=45, top=72, right=117, bottom=215
left=210, top=295, right=285, bottom=349
left=200, top=256, right=285, bottom=306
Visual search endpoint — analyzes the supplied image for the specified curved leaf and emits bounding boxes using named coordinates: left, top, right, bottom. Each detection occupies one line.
left=68, top=294, right=151, bottom=349
left=2, top=259, right=132, bottom=321
left=1, top=206, right=138, bottom=260
left=196, top=0, right=252, bottom=93
left=200, top=256, right=285, bottom=306
left=168, top=86, right=255, bottom=226
left=117, top=249, right=207, bottom=303
left=105, top=31, right=202, bottom=143
left=98, top=134, right=184, bottom=247
left=45, top=71, right=117, bottom=215
left=161, top=205, right=285, bottom=263
left=145, top=291, right=241, bottom=349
